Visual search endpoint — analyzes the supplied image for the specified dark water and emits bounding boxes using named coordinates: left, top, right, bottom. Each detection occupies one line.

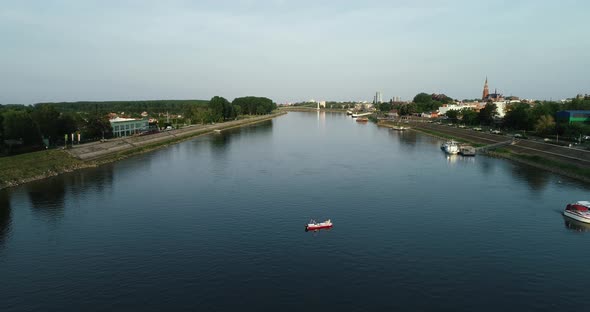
left=1, top=112, right=589, bottom=312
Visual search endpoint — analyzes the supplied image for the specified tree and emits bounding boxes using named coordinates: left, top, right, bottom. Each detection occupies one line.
left=503, top=103, right=532, bottom=130
left=208, top=96, right=229, bottom=122
left=233, top=105, right=242, bottom=117
left=459, top=108, right=478, bottom=126
left=478, top=102, right=498, bottom=125
left=378, top=102, right=392, bottom=112
left=413, top=93, right=432, bottom=104
left=31, top=104, right=61, bottom=143
left=445, top=110, right=459, bottom=122
left=399, top=103, right=417, bottom=116
left=232, top=96, right=275, bottom=115
left=535, top=115, right=556, bottom=135
left=2, top=110, right=40, bottom=145
left=81, top=114, right=112, bottom=140
left=57, top=113, right=78, bottom=139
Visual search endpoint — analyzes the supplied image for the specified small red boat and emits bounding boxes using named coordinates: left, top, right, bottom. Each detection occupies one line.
left=305, top=219, right=333, bottom=231
left=564, top=201, right=590, bottom=223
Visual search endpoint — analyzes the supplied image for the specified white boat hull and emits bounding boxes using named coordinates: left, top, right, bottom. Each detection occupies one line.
left=441, top=141, right=460, bottom=154
left=564, top=210, right=590, bottom=223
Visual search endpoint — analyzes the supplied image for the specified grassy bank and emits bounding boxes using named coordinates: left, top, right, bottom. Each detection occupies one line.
left=487, top=149, right=590, bottom=182
left=409, top=127, right=485, bottom=147
left=410, top=125, right=590, bottom=183
left=0, top=149, right=90, bottom=189
left=0, top=112, right=285, bottom=190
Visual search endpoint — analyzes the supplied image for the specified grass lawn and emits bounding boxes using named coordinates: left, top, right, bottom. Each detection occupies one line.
left=0, top=149, right=84, bottom=187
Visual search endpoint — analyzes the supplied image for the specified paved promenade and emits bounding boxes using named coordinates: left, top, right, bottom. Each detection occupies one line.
left=67, top=112, right=286, bottom=160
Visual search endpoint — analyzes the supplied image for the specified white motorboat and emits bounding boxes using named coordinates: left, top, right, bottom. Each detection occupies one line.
left=564, top=201, right=590, bottom=223
left=305, top=219, right=333, bottom=231
left=441, top=140, right=460, bottom=154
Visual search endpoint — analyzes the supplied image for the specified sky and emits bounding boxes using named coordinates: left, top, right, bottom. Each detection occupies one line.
left=1, top=0, right=589, bottom=104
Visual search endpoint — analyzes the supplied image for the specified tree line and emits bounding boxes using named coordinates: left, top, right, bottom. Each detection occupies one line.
left=376, top=93, right=590, bottom=137
left=185, top=96, right=276, bottom=124
left=377, top=93, right=590, bottom=137
left=1, top=96, right=276, bottom=155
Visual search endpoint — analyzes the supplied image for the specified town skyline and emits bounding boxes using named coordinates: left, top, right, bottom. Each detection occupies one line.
left=2, top=0, right=589, bottom=104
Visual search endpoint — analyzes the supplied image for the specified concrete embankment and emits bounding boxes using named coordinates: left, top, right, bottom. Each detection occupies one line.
left=68, top=112, right=286, bottom=161
left=403, top=120, right=590, bottom=182
left=0, top=112, right=286, bottom=190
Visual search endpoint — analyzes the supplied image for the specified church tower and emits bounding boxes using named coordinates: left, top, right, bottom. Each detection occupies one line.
left=482, top=77, right=489, bottom=100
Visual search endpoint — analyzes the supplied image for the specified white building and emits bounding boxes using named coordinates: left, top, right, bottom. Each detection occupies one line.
left=438, top=103, right=478, bottom=115
left=110, top=117, right=149, bottom=137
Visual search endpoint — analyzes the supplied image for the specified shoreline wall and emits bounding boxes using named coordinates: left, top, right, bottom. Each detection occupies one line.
left=0, top=112, right=287, bottom=190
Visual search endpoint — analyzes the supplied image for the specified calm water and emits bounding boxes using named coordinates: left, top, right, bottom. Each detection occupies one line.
left=1, top=112, right=589, bottom=311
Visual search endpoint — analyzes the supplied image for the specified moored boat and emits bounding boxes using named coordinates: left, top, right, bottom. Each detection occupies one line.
left=563, top=201, right=590, bottom=223
left=356, top=117, right=369, bottom=122
left=459, top=145, right=476, bottom=156
left=390, top=125, right=409, bottom=131
left=305, top=219, right=333, bottom=231
left=441, top=140, right=460, bottom=154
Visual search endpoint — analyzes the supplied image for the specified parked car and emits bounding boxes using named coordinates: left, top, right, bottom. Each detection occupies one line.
left=491, top=130, right=501, bottom=134
left=584, top=135, right=590, bottom=140
left=473, top=127, right=482, bottom=131
left=513, top=133, right=523, bottom=138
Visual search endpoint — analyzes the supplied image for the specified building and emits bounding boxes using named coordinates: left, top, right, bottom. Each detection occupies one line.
left=355, top=103, right=374, bottom=110
left=373, top=92, right=382, bottom=104
left=556, top=110, right=590, bottom=124
left=438, top=103, right=478, bottom=115
left=110, top=117, right=149, bottom=137
left=482, top=77, right=504, bottom=102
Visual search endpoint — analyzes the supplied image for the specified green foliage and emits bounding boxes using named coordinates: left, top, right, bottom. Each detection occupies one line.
left=377, top=102, right=392, bottom=112
left=398, top=103, right=417, bottom=116
left=30, top=104, right=61, bottom=142
left=504, top=103, right=533, bottom=130
left=208, top=96, right=229, bottom=122
left=478, top=102, right=498, bottom=125
left=81, top=114, right=113, bottom=140
left=232, top=96, right=276, bottom=115
left=535, top=115, right=556, bottom=135
left=565, top=96, right=590, bottom=110
left=42, top=100, right=209, bottom=115
left=460, top=108, right=479, bottom=125
left=2, top=109, right=40, bottom=145
left=445, top=110, right=459, bottom=122
left=530, top=101, right=560, bottom=123
left=411, top=92, right=446, bottom=113
left=233, top=105, right=242, bottom=117
left=413, top=93, right=432, bottom=104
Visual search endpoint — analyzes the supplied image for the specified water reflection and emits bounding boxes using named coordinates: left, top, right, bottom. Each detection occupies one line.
left=563, top=215, right=590, bottom=232
left=509, top=164, right=550, bottom=192
left=391, top=130, right=418, bottom=147
left=442, top=153, right=476, bottom=165
left=210, top=131, right=232, bottom=150
left=0, top=191, right=11, bottom=248
left=26, top=178, right=67, bottom=220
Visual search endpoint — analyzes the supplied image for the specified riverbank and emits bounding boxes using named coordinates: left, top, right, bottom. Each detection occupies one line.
left=0, top=112, right=286, bottom=190
left=396, top=120, right=590, bottom=183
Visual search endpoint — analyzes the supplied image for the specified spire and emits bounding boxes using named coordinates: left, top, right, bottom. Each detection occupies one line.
left=482, top=76, right=489, bottom=100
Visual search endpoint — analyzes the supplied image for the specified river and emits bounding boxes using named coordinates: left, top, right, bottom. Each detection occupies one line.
left=1, top=111, right=589, bottom=311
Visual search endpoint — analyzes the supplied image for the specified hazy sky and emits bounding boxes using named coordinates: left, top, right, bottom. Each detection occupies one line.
left=2, top=0, right=589, bottom=104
